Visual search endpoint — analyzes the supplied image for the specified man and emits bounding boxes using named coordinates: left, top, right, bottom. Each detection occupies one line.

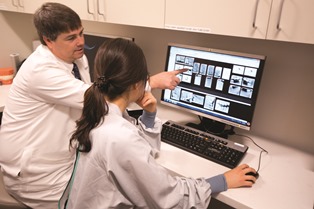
left=0, top=3, right=184, bottom=208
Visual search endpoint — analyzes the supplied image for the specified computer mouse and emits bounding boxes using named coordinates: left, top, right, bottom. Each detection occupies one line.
left=245, top=171, right=259, bottom=182
left=246, top=171, right=259, bottom=177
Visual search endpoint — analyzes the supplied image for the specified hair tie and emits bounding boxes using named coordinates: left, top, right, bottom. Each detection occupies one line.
left=94, top=76, right=109, bottom=89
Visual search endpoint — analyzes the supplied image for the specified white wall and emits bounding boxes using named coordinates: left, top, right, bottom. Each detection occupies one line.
left=0, top=11, right=37, bottom=67
left=1, top=11, right=313, bottom=155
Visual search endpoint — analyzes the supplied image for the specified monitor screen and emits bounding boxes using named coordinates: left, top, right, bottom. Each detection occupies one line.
left=160, top=43, right=266, bottom=131
left=84, top=32, right=134, bottom=81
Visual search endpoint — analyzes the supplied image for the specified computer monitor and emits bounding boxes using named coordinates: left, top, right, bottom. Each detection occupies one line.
left=84, top=32, right=134, bottom=81
left=160, top=43, right=266, bottom=135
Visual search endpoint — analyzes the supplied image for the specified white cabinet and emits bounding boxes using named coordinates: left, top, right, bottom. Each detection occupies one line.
left=88, top=0, right=165, bottom=28
left=0, top=0, right=96, bottom=19
left=165, top=0, right=272, bottom=39
left=266, top=0, right=314, bottom=44
left=2, top=0, right=314, bottom=45
left=18, top=0, right=94, bottom=19
left=18, top=0, right=43, bottom=14
left=24, top=0, right=100, bottom=22
left=0, top=0, right=24, bottom=12
left=58, top=0, right=95, bottom=21
left=75, top=0, right=112, bottom=22
left=165, top=0, right=314, bottom=44
left=0, top=0, right=83, bottom=15
left=0, top=0, right=166, bottom=28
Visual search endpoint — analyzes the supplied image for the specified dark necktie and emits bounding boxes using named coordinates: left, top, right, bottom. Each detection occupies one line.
left=72, top=63, right=81, bottom=80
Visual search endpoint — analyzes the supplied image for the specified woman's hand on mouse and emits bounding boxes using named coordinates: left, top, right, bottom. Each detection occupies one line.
left=224, top=164, right=258, bottom=188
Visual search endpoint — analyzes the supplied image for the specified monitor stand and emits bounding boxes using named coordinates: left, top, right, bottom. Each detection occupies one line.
left=186, top=117, right=233, bottom=139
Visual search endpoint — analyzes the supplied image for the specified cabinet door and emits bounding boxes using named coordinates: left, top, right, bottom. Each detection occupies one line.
left=19, top=0, right=43, bottom=14
left=2, top=0, right=59, bottom=15
left=267, top=0, right=314, bottom=44
left=56, top=0, right=96, bottom=21
left=165, top=0, right=272, bottom=39
left=97, top=0, right=165, bottom=28
left=19, top=0, right=96, bottom=20
left=0, top=0, right=24, bottom=12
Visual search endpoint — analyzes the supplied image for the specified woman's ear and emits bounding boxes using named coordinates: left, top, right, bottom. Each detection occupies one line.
left=131, top=83, right=138, bottom=91
left=133, top=81, right=144, bottom=90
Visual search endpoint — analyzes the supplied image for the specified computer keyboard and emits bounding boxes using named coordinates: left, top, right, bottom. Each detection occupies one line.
left=161, top=120, right=248, bottom=169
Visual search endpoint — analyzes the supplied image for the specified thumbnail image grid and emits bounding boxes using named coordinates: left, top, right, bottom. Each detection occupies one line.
left=174, top=54, right=257, bottom=99
left=169, top=54, right=259, bottom=115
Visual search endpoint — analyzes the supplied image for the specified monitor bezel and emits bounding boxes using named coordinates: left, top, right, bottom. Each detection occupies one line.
left=160, top=43, right=266, bottom=131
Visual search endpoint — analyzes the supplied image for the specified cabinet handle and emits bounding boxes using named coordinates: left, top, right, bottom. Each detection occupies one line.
left=276, top=0, right=285, bottom=30
left=97, top=0, right=106, bottom=19
left=18, top=0, right=23, bottom=7
left=252, top=0, right=260, bottom=28
left=11, top=0, right=18, bottom=8
left=87, top=0, right=93, bottom=15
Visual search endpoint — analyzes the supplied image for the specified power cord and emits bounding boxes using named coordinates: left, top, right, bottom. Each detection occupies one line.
left=233, top=133, right=269, bottom=172
left=196, top=116, right=268, bottom=172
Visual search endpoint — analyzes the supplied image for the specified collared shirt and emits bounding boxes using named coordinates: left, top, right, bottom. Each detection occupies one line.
left=0, top=44, right=91, bottom=208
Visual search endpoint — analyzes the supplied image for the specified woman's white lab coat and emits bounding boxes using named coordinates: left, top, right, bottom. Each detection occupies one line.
left=67, top=103, right=212, bottom=209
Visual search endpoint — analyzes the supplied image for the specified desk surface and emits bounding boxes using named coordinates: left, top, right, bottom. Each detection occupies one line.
left=156, top=105, right=314, bottom=209
left=0, top=85, right=11, bottom=112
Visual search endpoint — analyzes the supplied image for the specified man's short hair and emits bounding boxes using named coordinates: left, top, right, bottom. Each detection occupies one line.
left=33, top=2, right=82, bottom=45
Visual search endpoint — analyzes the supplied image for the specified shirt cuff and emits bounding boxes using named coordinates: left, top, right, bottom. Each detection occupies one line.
left=145, top=81, right=151, bottom=92
left=140, top=110, right=156, bottom=128
left=206, top=174, right=228, bottom=194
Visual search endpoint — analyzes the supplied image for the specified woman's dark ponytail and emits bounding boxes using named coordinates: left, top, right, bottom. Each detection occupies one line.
left=70, top=84, right=108, bottom=152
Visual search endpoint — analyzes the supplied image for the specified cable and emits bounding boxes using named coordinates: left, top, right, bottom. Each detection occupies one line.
left=196, top=116, right=268, bottom=171
left=234, top=133, right=268, bottom=172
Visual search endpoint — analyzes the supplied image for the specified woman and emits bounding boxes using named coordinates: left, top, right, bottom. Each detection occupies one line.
left=65, top=38, right=257, bottom=209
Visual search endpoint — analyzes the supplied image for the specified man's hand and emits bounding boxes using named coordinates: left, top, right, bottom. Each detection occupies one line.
left=149, top=68, right=187, bottom=90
